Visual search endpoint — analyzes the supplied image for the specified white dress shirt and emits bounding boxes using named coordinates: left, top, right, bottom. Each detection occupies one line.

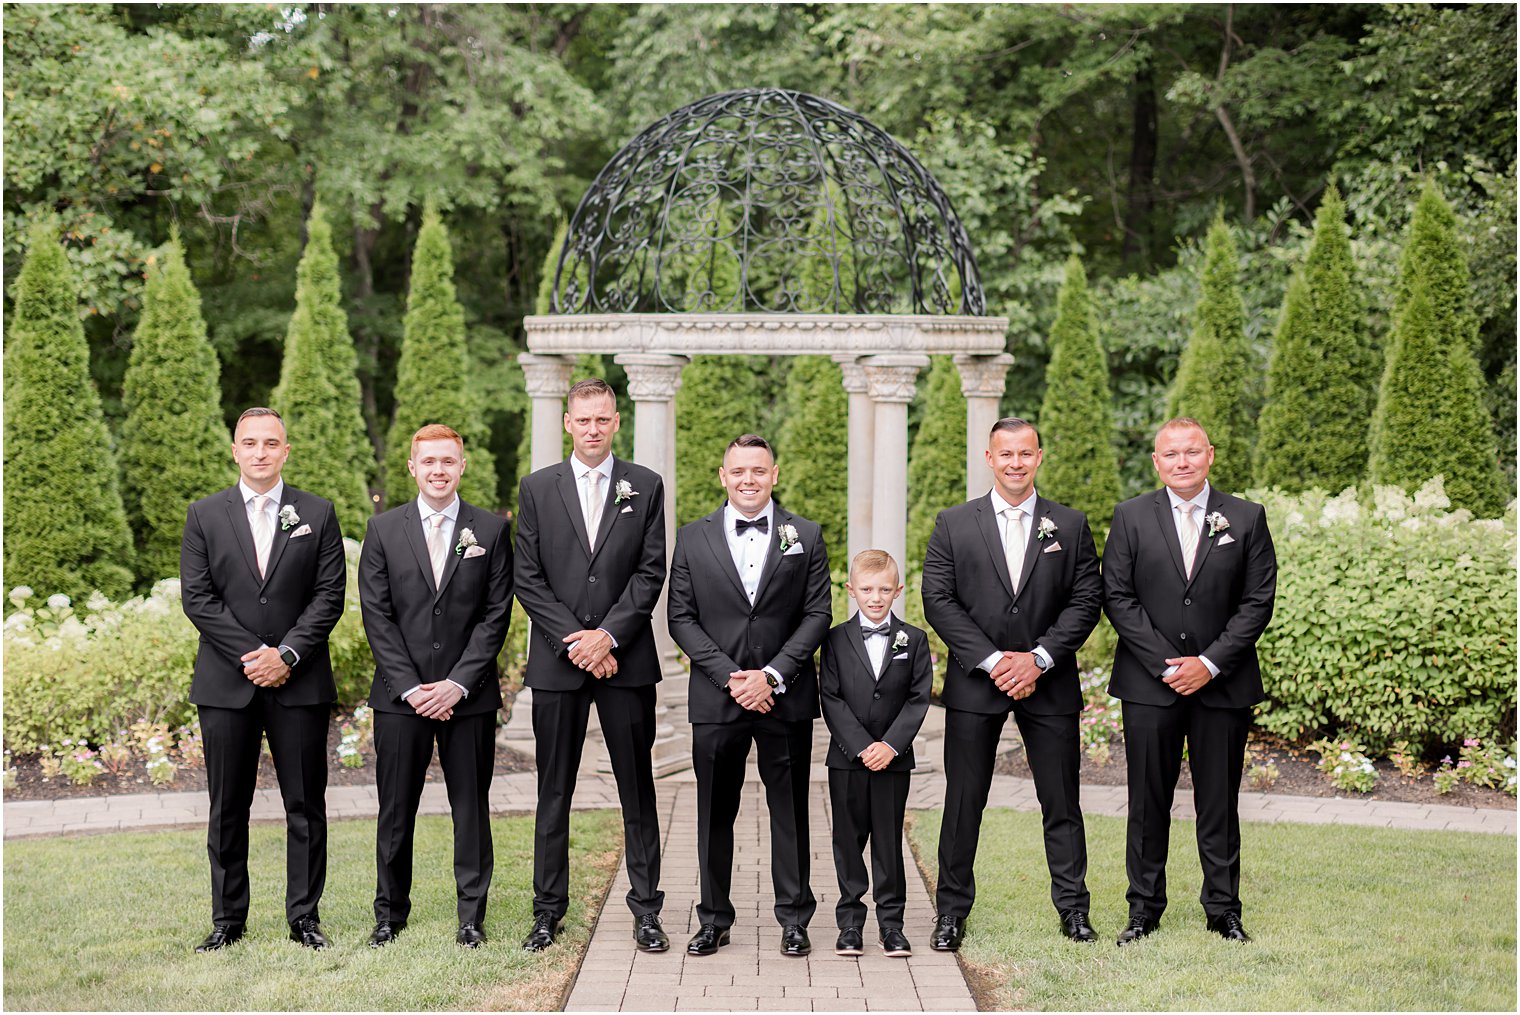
left=401, top=494, right=469, bottom=701
left=978, top=487, right=1055, bottom=675
left=1163, top=483, right=1219, bottom=680
left=238, top=479, right=299, bottom=667
left=723, top=499, right=786, bottom=693
left=857, top=610, right=899, bottom=756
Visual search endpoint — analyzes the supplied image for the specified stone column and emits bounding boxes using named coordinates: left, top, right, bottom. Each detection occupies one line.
left=834, top=356, right=875, bottom=573
left=955, top=353, right=1013, bottom=501
left=617, top=353, right=690, bottom=776
left=862, top=354, right=928, bottom=577
left=518, top=353, right=576, bottom=471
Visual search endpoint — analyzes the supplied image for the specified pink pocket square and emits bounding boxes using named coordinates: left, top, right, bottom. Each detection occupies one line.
left=289, top=524, right=313, bottom=538
left=463, top=545, right=487, bottom=559
left=1042, top=540, right=1062, bottom=553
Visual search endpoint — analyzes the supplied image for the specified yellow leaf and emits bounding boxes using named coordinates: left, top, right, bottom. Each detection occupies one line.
left=307, top=66, right=320, bottom=79
left=149, top=162, right=162, bottom=174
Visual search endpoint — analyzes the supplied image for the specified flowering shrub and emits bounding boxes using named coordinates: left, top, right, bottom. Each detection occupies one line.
left=1247, top=762, right=1281, bottom=790
left=3, top=750, right=17, bottom=789
left=1078, top=667, right=1123, bottom=765
left=1308, top=737, right=1379, bottom=794
left=336, top=705, right=373, bottom=769
left=1435, top=737, right=1519, bottom=796
left=1388, top=740, right=1423, bottom=779
left=57, top=740, right=106, bottom=786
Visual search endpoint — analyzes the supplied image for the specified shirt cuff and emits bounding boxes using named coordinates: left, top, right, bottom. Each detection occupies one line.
left=764, top=665, right=786, bottom=694
left=597, top=628, right=618, bottom=649
left=447, top=678, right=469, bottom=699
left=1199, top=655, right=1220, bottom=678
left=400, top=685, right=420, bottom=700
left=1032, top=645, right=1053, bottom=671
left=977, top=651, right=1003, bottom=673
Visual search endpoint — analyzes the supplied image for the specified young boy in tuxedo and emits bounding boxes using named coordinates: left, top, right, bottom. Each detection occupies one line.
left=819, top=549, right=933, bottom=958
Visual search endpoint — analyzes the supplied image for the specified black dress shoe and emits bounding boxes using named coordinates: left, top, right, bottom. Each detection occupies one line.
left=521, top=913, right=561, bottom=952
left=879, top=928, right=912, bottom=957
left=929, top=914, right=965, bottom=952
left=289, top=916, right=329, bottom=950
left=834, top=927, right=864, bottom=956
left=686, top=923, right=730, bottom=956
left=195, top=924, right=244, bottom=953
left=1059, top=911, right=1097, bottom=943
left=1116, top=915, right=1160, bottom=946
left=1206, top=912, right=1251, bottom=942
left=780, top=924, right=811, bottom=956
left=457, top=923, right=487, bottom=948
left=369, top=920, right=405, bottom=948
left=634, top=914, right=669, bottom=953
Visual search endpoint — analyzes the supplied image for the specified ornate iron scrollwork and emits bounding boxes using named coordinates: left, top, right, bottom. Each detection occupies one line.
left=552, top=89, right=986, bottom=316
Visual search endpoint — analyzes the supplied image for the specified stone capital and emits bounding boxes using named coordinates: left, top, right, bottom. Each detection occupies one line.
left=861, top=354, right=930, bottom=403
left=954, top=353, right=1014, bottom=399
left=519, top=353, right=576, bottom=399
left=833, top=355, right=870, bottom=394
left=616, top=353, right=689, bottom=402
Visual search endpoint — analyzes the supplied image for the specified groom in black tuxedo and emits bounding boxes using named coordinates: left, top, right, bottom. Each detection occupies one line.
left=921, top=417, right=1102, bottom=950
left=180, top=406, right=346, bottom=952
left=1104, top=417, right=1276, bottom=946
left=667, top=433, right=832, bottom=958
left=514, top=378, right=671, bottom=954
left=358, top=424, right=512, bottom=949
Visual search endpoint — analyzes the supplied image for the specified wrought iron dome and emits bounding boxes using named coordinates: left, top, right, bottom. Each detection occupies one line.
left=551, top=88, right=986, bottom=316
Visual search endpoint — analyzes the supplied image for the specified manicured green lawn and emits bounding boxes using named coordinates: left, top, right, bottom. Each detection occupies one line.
left=908, top=808, right=1516, bottom=1011
left=3, top=811, right=621, bottom=1011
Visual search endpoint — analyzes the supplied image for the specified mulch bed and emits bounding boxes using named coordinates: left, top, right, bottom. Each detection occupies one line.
left=995, top=730, right=1515, bottom=810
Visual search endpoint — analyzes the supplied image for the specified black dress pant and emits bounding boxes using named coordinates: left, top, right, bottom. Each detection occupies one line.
left=532, top=682, right=663, bottom=921
left=199, top=692, right=329, bottom=927
left=1121, top=697, right=1251, bottom=920
left=692, top=716, right=817, bottom=929
left=936, top=706, right=1089, bottom=919
left=373, top=709, right=496, bottom=926
left=829, top=767, right=910, bottom=932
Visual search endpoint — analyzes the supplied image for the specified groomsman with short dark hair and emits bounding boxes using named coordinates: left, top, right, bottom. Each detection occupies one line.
left=1104, top=417, right=1277, bottom=946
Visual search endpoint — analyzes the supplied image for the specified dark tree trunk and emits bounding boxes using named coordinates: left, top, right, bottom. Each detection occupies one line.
left=1121, top=61, right=1158, bottom=266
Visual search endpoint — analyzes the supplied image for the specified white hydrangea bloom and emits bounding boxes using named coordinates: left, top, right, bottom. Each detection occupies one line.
left=1412, top=476, right=1451, bottom=514
left=46, top=593, right=72, bottom=610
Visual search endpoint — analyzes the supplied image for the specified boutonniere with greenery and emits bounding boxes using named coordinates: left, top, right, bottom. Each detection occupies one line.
left=891, top=630, right=909, bottom=652
left=454, top=527, right=478, bottom=555
left=1036, top=516, right=1057, bottom=541
left=614, top=479, right=637, bottom=504
left=779, top=524, right=800, bottom=552
left=1206, top=512, right=1230, bottom=538
left=279, top=505, right=300, bottom=531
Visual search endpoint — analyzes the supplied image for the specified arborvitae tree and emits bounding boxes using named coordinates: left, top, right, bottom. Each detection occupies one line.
left=385, top=201, right=498, bottom=508
left=1037, top=255, right=1120, bottom=543
left=1396, top=180, right=1480, bottom=355
left=1165, top=209, right=1254, bottom=493
left=906, top=356, right=966, bottom=566
left=675, top=355, right=771, bottom=525
left=774, top=355, right=847, bottom=552
left=1255, top=187, right=1379, bottom=492
left=536, top=217, right=569, bottom=315
left=1368, top=282, right=1505, bottom=515
left=119, top=231, right=229, bottom=583
left=272, top=203, right=373, bottom=534
left=3, top=223, right=134, bottom=599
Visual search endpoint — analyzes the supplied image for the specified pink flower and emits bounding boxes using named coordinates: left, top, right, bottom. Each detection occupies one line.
left=1457, top=760, right=1473, bottom=769
left=1463, top=738, right=1481, bottom=748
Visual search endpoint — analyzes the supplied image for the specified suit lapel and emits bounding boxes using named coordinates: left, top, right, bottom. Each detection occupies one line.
left=223, top=487, right=262, bottom=580
left=1151, top=490, right=1188, bottom=583
left=435, top=503, right=468, bottom=601
left=1012, top=497, right=1042, bottom=601
left=400, top=501, right=435, bottom=590
left=700, top=507, right=749, bottom=602
left=1186, top=488, right=1226, bottom=586
left=844, top=618, right=874, bottom=679
left=555, top=462, right=594, bottom=558
left=258, top=487, right=297, bottom=588
left=974, top=495, right=1017, bottom=602
left=752, top=506, right=787, bottom=604
left=586, top=460, right=623, bottom=567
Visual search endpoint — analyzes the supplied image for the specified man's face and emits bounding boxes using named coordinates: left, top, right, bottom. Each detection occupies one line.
left=985, top=426, right=1042, bottom=504
left=847, top=568, right=903, bottom=624
left=1152, top=424, right=1214, bottom=499
left=719, top=445, right=778, bottom=517
left=565, top=393, right=619, bottom=464
left=232, top=415, right=290, bottom=488
left=408, top=437, right=466, bottom=503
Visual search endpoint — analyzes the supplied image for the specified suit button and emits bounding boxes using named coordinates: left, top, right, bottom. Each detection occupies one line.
left=1184, top=597, right=1192, bottom=606
left=259, top=596, right=268, bottom=604
left=750, top=613, right=758, bottom=621
left=434, top=608, right=442, bottom=615
left=1180, top=633, right=1188, bottom=641
left=433, top=642, right=441, bottom=650
left=873, top=692, right=882, bottom=700
left=1011, top=606, right=1019, bottom=615
left=588, top=575, right=597, bottom=584
left=584, top=614, right=592, bottom=622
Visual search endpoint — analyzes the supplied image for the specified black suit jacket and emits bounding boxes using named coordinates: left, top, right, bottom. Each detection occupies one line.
left=922, top=493, right=1102, bottom=716
left=1103, top=487, right=1277, bottom=708
left=667, top=503, right=831, bottom=724
left=181, top=484, right=346, bottom=708
left=514, top=458, right=667, bottom=691
left=819, top=616, right=933, bottom=771
left=358, top=500, right=512, bottom=716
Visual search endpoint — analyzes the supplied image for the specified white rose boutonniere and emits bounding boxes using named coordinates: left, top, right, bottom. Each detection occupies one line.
left=891, top=630, right=909, bottom=652
left=614, top=479, right=638, bottom=504
left=279, top=505, right=300, bottom=531
left=1205, top=512, right=1230, bottom=538
left=778, top=524, right=800, bottom=552
left=454, top=527, right=478, bottom=556
left=1036, top=516, right=1057, bottom=541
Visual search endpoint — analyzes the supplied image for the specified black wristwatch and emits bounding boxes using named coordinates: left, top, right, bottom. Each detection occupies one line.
left=765, top=672, right=779, bottom=688
left=279, top=647, right=298, bottom=668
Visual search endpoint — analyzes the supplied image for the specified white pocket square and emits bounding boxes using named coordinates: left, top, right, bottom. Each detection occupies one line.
left=1216, top=533, right=1236, bottom=546
left=463, top=545, right=487, bottom=558
left=1042, top=540, right=1062, bottom=553
left=620, top=504, right=634, bottom=514
left=783, top=543, right=804, bottom=556
left=289, top=524, right=312, bottom=538
left=892, top=652, right=909, bottom=661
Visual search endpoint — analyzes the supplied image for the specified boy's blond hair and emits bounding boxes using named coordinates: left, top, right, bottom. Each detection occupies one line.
left=849, top=548, right=900, bottom=587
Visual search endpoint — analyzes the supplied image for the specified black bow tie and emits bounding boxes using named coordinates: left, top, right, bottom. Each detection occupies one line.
left=862, top=622, right=891, bottom=639
left=735, top=516, right=769, bottom=534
